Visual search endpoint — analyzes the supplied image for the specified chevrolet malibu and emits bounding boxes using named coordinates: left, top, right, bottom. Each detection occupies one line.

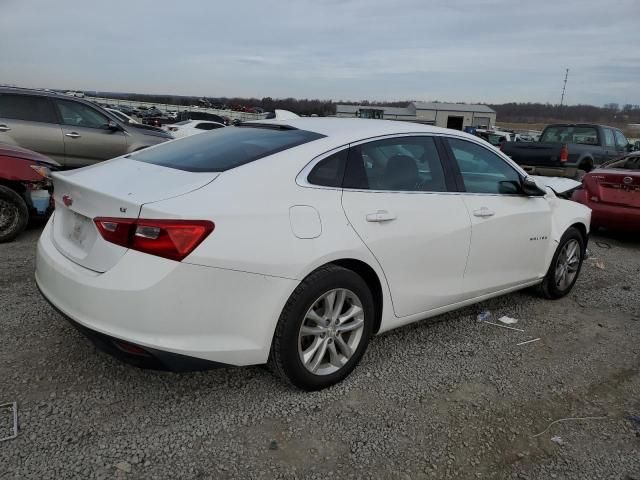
left=36, top=119, right=591, bottom=390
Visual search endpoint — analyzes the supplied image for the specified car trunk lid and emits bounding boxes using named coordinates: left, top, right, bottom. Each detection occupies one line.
left=50, top=158, right=218, bottom=272
left=585, top=169, right=640, bottom=208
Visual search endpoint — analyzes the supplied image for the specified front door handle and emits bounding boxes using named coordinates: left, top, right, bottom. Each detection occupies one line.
left=473, top=207, right=495, bottom=218
left=65, top=132, right=81, bottom=138
left=0, top=125, right=11, bottom=132
left=366, top=210, right=396, bottom=222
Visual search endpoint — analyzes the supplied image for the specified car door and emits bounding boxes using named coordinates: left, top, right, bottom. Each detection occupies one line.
left=53, top=98, right=127, bottom=167
left=340, top=135, right=472, bottom=318
left=443, top=137, right=552, bottom=297
left=602, top=128, right=618, bottom=162
left=0, top=93, right=66, bottom=164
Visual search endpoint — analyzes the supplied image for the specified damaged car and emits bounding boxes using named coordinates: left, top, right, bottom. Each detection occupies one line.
left=0, top=143, right=58, bottom=242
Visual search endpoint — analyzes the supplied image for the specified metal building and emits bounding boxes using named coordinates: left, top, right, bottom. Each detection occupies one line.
left=335, top=101, right=496, bottom=130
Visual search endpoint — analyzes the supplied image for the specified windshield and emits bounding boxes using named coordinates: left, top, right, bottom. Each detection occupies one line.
left=540, top=126, right=599, bottom=145
left=602, top=155, right=640, bottom=170
left=132, top=125, right=325, bottom=172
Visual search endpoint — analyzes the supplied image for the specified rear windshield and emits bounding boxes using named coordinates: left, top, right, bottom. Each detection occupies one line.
left=603, top=155, right=640, bottom=170
left=540, top=126, right=599, bottom=145
left=132, top=125, right=325, bottom=172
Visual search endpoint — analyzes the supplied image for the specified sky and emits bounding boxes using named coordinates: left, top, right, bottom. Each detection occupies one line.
left=1, top=0, right=638, bottom=106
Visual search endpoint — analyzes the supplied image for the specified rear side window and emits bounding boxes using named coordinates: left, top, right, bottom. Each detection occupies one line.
left=133, top=126, right=325, bottom=172
left=0, top=94, right=58, bottom=123
left=307, top=149, right=348, bottom=187
left=540, top=126, right=599, bottom=145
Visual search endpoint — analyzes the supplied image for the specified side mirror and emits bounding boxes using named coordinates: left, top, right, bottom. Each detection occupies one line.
left=521, top=177, right=546, bottom=196
left=106, top=120, right=122, bottom=131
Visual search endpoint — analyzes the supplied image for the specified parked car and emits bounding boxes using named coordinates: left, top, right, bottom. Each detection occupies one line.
left=163, top=120, right=225, bottom=138
left=0, top=143, right=58, bottom=242
left=0, top=87, right=172, bottom=168
left=501, top=123, right=631, bottom=179
left=177, top=111, right=227, bottom=124
left=572, top=152, right=640, bottom=231
left=115, top=105, right=136, bottom=116
left=36, top=118, right=590, bottom=390
left=106, top=108, right=139, bottom=125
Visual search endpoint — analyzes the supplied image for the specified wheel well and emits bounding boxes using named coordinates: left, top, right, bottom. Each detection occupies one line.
left=0, top=179, right=26, bottom=195
left=570, top=222, right=588, bottom=247
left=578, top=158, right=593, bottom=172
left=330, top=259, right=384, bottom=334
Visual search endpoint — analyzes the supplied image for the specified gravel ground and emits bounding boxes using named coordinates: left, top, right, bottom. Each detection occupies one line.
left=1, top=225, right=639, bottom=479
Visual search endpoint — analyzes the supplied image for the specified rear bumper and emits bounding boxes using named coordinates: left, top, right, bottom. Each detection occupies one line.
left=572, top=189, right=640, bottom=230
left=35, top=218, right=298, bottom=368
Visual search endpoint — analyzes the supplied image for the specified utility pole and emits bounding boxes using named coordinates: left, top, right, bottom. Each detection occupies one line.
left=560, top=68, right=569, bottom=107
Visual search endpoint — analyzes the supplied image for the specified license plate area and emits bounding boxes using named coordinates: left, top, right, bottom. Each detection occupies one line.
left=67, top=211, right=93, bottom=248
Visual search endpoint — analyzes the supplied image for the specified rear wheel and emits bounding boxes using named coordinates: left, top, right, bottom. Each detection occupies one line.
left=269, top=265, right=374, bottom=390
left=0, top=185, right=29, bottom=243
left=537, top=227, right=585, bottom=299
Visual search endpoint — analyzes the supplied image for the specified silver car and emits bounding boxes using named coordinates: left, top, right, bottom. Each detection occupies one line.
left=0, top=87, right=172, bottom=168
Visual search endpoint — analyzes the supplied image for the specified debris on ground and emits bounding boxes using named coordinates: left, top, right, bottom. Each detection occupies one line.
left=550, top=436, right=565, bottom=445
left=629, top=415, right=640, bottom=426
left=592, top=260, right=606, bottom=270
left=596, top=241, right=612, bottom=249
left=532, top=416, right=609, bottom=438
left=0, top=402, right=18, bottom=442
left=498, top=316, right=518, bottom=325
left=481, top=321, right=525, bottom=333
left=477, top=310, right=491, bottom=322
left=115, top=461, right=132, bottom=473
left=269, top=440, right=279, bottom=450
left=516, top=338, right=541, bottom=346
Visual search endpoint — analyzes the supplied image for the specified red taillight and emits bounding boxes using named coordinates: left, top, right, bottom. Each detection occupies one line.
left=559, top=145, right=569, bottom=162
left=94, top=217, right=214, bottom=261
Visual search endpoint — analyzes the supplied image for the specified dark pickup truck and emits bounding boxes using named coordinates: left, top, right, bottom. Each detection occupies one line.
left=501, top=124, right=632, bottom=179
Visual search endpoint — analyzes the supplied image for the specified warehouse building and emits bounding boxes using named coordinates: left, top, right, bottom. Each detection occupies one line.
left=335, top=101, right=496, bottom=130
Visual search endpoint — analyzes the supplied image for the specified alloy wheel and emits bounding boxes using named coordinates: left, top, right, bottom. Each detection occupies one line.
left=298, top=288, right=365, bottom=375
left=554, top=239, right=581, bottom=290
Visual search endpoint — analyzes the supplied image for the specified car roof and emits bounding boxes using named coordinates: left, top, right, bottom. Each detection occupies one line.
left=246, top=117, right=461, bottom=141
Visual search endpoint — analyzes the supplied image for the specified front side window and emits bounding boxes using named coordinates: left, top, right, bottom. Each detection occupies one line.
left=614, top=130, right=628, bottom=150
left=448, top=138, right=522, bottom=194
left=603, top=128, right=615, bottom=148
left=343, top=136, right=448, bottom=192
left=0, top=94, right=58, bottom=123
left=55, top=99, right=110, bottom=129
left=133, top=125, right=325, bottom=172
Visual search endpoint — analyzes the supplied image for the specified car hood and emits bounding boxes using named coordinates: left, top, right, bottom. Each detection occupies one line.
left=0, top=142, right=60, bottom=167
left=531, top=175, right=582, bottom=195
left=126, top=124, right=172, bottom=139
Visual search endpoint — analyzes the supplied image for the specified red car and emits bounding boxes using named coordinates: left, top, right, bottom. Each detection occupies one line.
left=572, top=152, right=640, bottom=231
left=0, top=143, right=59, bottom=242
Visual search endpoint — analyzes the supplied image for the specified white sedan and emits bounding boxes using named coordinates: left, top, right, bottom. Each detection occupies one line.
left=164, top=120, right=225, bottom=139
left=35, top=119, right=590, bottom=390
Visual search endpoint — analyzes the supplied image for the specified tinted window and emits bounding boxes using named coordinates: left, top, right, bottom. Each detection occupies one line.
left=540, top=126, right=599, bottom=145
left=194, top=123, right=223, bottom=131
left=603, top=155, right=640, bottom=170
left=307, top=149, right=347, bottom=187
left=344, top=136, right=447, bottom=192
left=448, top=138, right=522, bottom=194
left=55, top=99, right=109, bottom=128
left=0, top=94, right=58, bottom=123
left=133, top=126, right=325, bottom=172
left=614, top=130, right=628, bottom=149
left=603, top=128, right=615, bottom=147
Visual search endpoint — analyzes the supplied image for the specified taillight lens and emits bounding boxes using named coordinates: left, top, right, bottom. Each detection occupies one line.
left=94, top=217, right=214, bottom=261
left=559, top=145, right=569, bottom=162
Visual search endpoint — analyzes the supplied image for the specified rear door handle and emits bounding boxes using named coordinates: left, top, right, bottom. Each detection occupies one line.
left=473, top=207, right=495, bottom=218
left=65, top=132, right=81, bottom=138
left=366, top=210, right=396, bottom=222
left=0, top=125, right=10, bottom=132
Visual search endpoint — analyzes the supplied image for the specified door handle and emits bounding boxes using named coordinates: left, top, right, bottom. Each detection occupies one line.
left=0, top=125, right=10, bottom=132
left=65, top=132, right=81, bottom=138
left=366, top=210, right=396, bottom=222
left=473, top=207, right=495, bottom=218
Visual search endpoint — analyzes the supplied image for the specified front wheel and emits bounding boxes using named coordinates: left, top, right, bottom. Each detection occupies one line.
left=537, top=227, right=585, bottom=299
left=0, top=185, right=29, bottom=243
left=269, top=265, right=374, bottom=390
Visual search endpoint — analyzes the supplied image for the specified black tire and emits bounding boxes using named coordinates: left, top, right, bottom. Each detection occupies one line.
left=0, top=185, right=29, bottom=243
left=537, top=227, right=585, bottom=299
left=268, top=265, right=374, bottom=391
